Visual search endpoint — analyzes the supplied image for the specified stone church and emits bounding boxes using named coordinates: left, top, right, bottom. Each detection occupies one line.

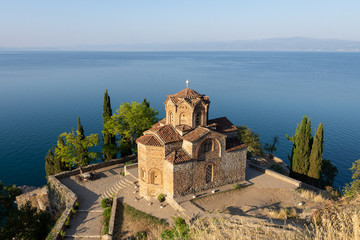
left=136, top=87, right=247, bottom=199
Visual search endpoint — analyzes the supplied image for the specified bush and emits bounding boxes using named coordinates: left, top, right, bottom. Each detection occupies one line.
left=125, top=161, right=133, bottom=165
left=160, top=217, right=189, bottom=240
left=74, top=202, right=79, bottom=210
left=136, top=231, right=147, bottom=239
left=101, top=197, right=113, bottom=209
left=65, top=217, right=70, bottom=228
left=269, top=164, right=284, bottom=174
left=102, top=207, right=112, bottom=235
left=158, top=193, right=165, bottom=202
left=234, top=184, right=243, bottom=190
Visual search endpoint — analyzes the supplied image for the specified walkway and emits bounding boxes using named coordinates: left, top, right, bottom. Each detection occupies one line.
left=60, top=164, right=136, bottom=240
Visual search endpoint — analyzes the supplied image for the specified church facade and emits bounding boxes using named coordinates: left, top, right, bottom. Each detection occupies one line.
left=136, top=88, right=247, bottom=199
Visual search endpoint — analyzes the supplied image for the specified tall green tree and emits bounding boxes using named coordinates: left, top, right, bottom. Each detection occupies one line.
left=236, top=125, right=262, bottom=157
left=320, top=159, right=338, bottom=188
left=0, top=182, right=21, bottom=226
left=308, top=123, right=324, bottom=182
left=77, top=116, right=85, bottom=140
left=344, top=159, right=360, bottom=197
left=45, top=136, right=72, bottom=177
left=102, top=90, right=117, bottom=161
left=0, top=202, right=51, bottom=240
left=104, top=101, right=158, bottom=156
left=287, top=116, right=312, bottom=178
left=263, top=136, right=280, bottom=159
left=55, top=119, right=100, bottom=174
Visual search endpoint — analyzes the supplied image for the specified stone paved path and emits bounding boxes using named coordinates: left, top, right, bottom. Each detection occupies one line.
left=60, top=164, right=137, bottom=240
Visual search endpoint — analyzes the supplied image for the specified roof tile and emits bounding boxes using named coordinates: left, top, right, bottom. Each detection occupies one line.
left=166, top=149, right=192, bottom=164
left=136, top=135, right=162, bottom=147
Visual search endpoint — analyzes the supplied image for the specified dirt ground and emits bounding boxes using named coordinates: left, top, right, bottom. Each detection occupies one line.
left=193, top=185, right=322, bottom=219
left=113, top=202, right=169, bottom=240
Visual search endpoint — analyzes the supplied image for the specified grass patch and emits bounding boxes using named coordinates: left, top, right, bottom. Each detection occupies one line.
left=267, top=207, right=298, bottom=219
left=101, top=197, right=113, bottom=235
left=298, top=189, right=329, bottom=203
left=113, top=202, right=168, bottom=240
left=123, top=203, right=167, bottom=226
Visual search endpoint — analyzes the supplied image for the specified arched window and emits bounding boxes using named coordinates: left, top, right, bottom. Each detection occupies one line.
left=206, top=165, right=213, bottom=183
left=149, top=169, right=161, bottom=185
left=201, top=139, right=213, bottom=154
left=140, top=168, right=145, bottom=181
left=179, top=113, right=186, bottom=125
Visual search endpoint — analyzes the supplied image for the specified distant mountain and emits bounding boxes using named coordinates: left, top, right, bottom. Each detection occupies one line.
left=1, top=37, right=360, bottom=52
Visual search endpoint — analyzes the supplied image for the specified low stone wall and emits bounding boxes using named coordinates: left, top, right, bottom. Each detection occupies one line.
left=55, top=155, right=137, bottom=180
left=47, top=175, right=78, bottom=240
left=107, top=197, right=118, bottom=239
left=124, top=162, right=138, bottom=176
left=249, top=163, right=301, bottom=188
left=264, top=169, right=301, bottom=188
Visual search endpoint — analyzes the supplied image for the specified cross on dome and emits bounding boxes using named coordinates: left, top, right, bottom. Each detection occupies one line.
left=186, top=80, right=190, bottom=88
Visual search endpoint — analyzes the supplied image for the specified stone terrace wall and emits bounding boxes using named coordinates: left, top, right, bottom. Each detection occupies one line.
left=47, top=155, right=136, bottom=240
left=47, top=175, right=78, bottom=240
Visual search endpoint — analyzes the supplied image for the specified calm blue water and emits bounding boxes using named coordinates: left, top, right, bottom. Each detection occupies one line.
left=0, top=51, right=359, bottom=189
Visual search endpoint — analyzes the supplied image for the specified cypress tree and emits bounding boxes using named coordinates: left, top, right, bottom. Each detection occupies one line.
left=142, top=97, right=150, bottom=108
left=287, top=116, right=312, bottom=178
left=308, top=123, right=324, bottom=182
left=102, top=89, right=117, bottom=161
left=77, top=116, right=85, bottom=140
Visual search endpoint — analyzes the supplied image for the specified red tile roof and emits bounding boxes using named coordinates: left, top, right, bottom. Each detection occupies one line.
left=171, top=88, right=203, bottom=99
left=182, top=127, right=210, bottom=142
left=146, top=124, right=182, bottom=144
left=175, top=124, right=193, bottom=132
left=165, top=88, right=209, bottom=106
left=136, top=135, right=162, bottom=147
left=208, top=117, right=238, bottom=133
left=226, top=137, right=247, bottom=152
left=165, top=149, right=192, bottom=164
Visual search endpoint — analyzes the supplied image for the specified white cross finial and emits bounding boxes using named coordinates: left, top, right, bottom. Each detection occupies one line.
left=186, top=79, right=190, bottom=88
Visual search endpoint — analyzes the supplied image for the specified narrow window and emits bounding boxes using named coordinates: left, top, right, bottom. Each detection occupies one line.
left=206, top=165, right=213, bottom=183
left=169, top=111, right=173, bottom=124
left=196, top=113, right=201, bottom=126
left=140, top=168, right=145, bottom=181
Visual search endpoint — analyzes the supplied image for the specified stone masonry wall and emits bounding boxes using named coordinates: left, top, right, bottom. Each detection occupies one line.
left=172, top=147, right=247, bottom=197
left=138, top=144, right=166, bottom=199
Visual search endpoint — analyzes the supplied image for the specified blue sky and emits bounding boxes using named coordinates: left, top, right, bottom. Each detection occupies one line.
left=1, top=0, right=359, bottom=47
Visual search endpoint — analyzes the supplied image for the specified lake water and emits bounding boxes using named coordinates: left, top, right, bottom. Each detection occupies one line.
left=0, top=51, right=359, bottom=189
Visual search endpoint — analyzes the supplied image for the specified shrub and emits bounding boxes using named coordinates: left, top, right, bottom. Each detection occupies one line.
left=160, top=217, right=189, bottom=240
left=101, top=197, right=113, bottom=209
left=136, top=231, right=147, bottom=239
left=269, top=164, right=284, bottom=174
left=102, top=207, right=112, bottom=235
left=125, top=161, right=133, bottom=166
left=158, top=193, right=165, bottom=202
left=267, top=207, right=298, bottom=219
left=298, top=189, right=328, bottom=203
left=74, top=202, right=79, bottom=210
left=234, top=184, right=243, bottom=190
left=70, top=207, right=76, bottom=217
left=65, top=217, right=70, bottom=228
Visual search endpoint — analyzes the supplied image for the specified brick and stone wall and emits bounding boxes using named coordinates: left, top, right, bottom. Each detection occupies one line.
left=138, top=144, right=166, bottom=198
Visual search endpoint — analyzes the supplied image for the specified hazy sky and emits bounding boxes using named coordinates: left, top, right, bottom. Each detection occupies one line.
left=1, top=0, right=359, bottom=47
